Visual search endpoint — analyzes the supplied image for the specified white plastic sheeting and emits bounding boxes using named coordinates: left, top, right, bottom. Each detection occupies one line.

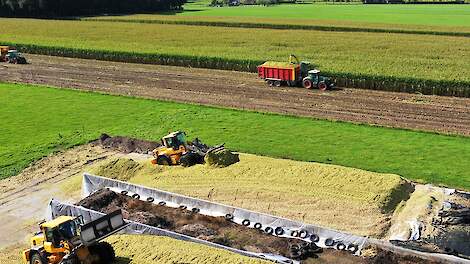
left=82, top=173, right=366, bottom=253
left=47, top=199, right=296, bottom=264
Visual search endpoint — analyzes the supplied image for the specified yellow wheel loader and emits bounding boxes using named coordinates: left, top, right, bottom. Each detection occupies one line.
left=23, top=210, right=128, bottom=264
left=151, top=131, right=225, bottom=167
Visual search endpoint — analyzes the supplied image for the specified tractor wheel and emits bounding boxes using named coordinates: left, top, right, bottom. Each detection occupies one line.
left=156, top=155, right=171, bottom=166
left=274, top=80, right=281, bottom=87
left=318, top=82, right=327, bottom=91
left=302, top=78, right=313, bottom=89
left=30, top=253, right=45, bottom=264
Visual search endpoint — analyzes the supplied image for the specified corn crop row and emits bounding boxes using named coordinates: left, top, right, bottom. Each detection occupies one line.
left=84, top=18, right=470, bottom=38
left=11, top=42, right=470, bottom=97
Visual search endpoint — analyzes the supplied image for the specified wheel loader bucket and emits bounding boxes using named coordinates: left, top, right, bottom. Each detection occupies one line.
left=79, top=209, right=128, bottom=246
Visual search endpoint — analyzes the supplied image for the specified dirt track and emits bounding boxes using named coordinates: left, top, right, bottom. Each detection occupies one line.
left=2, top=54, right=470, bottom=136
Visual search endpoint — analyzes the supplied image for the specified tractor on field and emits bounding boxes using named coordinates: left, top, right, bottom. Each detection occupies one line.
left=257, top=55, right=334, bottom=90
left=151, top=131, right=226, bottom=167
left=22, top=210, right=128, bottom=264
left=1, top=46, right=27, bottom=64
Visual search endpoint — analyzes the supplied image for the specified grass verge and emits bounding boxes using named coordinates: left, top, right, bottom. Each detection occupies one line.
left=1, top=82, right=469, bottom=190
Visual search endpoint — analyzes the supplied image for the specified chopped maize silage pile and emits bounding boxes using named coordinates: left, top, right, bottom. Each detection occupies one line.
left=205, top=149, right=240, bottom=167
left=89, top=153, right=413, bottom=238
left=105, top=235, right=270, bottom=264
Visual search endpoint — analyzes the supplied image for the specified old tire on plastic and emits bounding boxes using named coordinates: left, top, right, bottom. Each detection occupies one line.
left=302, top=78, right=313, bottom=89
left=121, top=190, right=128, bottom=196
left=254, top=223, right=262, bottom=229
left=146, top=197, right=154, bottom=203
left=310, top=233, right=320, bottom=243
left=347, top=244, right=359, bottom=254
left=225, top=214, right=234, bottom=221
left=31, top=253, right=46, bottom=264
left=291, top=230, right=299, bottom=237
left=131, top=193, right=140, bottom=200
left=275, top=227, right=284, bottom=236
left=242, top=219, right=250, bottom=226
left=158, top=201, right=166, bottom=206
left=264, top=226, right=274, bottom=235
left=157, top=155, right=171, bottom=166
left=299, top=230, right=308, bottom=239
left=318, top=81, right=327, bottom=91
left=191, top=208, right=200, bottom=213
left=336, top=243, right=346, bottom=250
left=324, top=238, right=335, bottom=247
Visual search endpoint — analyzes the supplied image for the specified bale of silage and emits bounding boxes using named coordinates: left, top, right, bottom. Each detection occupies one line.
left=204, top=149, right=239, bottom=167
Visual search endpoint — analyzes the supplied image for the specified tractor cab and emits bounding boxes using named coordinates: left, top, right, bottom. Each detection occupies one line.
left=6, top=49, right=27, bottom=64
left=302, top=69, right=335, bottom=91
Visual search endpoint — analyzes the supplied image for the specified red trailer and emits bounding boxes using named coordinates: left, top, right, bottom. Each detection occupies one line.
left=257, top=61, right=301, bottom=87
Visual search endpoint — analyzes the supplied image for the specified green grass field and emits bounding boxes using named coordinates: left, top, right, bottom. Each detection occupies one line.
left=1, top=18, right=469, bottom=88
left=1, top=83, right=469, bottom=190
left=179, top=3, right=470, bottom=27
left=90, top=3, right=470, bottom=36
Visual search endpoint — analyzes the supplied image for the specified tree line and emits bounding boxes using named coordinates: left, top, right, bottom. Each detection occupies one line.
left=0, top=0, right=186, bottom=17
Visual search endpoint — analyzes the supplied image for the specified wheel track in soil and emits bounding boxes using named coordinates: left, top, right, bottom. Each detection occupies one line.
left=1, top=54, right=470, bottom=136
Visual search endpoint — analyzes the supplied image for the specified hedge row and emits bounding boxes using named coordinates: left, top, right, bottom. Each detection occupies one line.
left=84, top=18, right=470, bottom=38
left=0, top=0, right=185, bottom=17
left=10, top=42, right=470, bottom=97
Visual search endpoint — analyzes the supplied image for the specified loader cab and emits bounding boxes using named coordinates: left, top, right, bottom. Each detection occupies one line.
left=39, top=216, right=82, bottom=250
left=162, top=131, right=186, bottom=150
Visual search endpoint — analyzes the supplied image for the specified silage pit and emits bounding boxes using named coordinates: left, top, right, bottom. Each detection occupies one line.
left=76, top=188, right=350, bottom=261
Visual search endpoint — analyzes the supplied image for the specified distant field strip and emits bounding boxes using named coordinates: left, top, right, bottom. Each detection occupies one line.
left=177, top=3, right=470, bottom=27
left=86, top=16, right=470, bottom=37
left=1, top=18, right=469, bottom=96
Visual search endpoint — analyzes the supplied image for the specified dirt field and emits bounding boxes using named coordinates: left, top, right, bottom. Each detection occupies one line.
left=1, top=55, right=470, bottom=136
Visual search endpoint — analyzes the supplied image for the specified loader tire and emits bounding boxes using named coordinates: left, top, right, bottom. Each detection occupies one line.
left=97, top=241, right=116, bottom=264
left=30, top=252, right=45, bottom=264
left=318, top=82, right=327, bottom=91
left=180, top=153, right=197, bottom=167
left=157, top=155, right=171, bottom=166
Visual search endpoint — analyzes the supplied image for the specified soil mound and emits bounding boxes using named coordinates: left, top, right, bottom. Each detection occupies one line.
left=95, top=134, right=160, bottom=154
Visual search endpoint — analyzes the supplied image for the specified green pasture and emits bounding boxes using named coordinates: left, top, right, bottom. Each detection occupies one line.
left=180, top=3, right=470, bottom=27
left=1, top=83, right=469, bottom=190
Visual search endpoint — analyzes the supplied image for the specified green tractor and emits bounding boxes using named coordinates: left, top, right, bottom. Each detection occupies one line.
left=301, top=69, right=334, bottom=91
left=6, top=49, right=27, bottom=64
